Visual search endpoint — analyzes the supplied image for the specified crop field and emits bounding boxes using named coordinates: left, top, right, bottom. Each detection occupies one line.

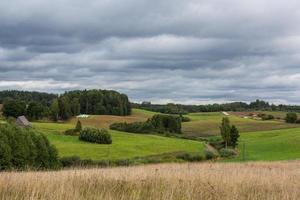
left=182, top=112, right=300, bottom=137
left=1, top=161, right=299, bottom=200
left=33, top=122, right=204, bottom=160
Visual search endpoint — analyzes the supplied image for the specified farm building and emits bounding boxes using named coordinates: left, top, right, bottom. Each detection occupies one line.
left=16, top=116, right=31, bottom=127
left=77, top=114, right=89, bottom=118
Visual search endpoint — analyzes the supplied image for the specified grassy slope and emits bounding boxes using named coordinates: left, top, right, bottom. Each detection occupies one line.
left=33, top=122, right=204, bottom=160
left=232, top=128, right=300, bottom=161
left=68, top=108, right=155, bottom=129
left=183, top=112, right=300, bottom=137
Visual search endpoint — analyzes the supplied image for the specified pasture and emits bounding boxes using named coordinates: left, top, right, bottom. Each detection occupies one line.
left=182, top=112, right=300, bottom=137
left=1, top=161, right=299, bottom=200
left=33, top=122, right=204, bottom=160
left=233, top=128, right=300, bottom=161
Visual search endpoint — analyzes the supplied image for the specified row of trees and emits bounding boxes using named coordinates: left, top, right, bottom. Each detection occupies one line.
left=0, top=123, right=60, bottom=170
left=0, top=90, right=57, bottom=106
left=110, top=114, right=182, bottom=134
left=134, top=99, right=300, bottom=114
left=1, top=89, right=132, bottom=121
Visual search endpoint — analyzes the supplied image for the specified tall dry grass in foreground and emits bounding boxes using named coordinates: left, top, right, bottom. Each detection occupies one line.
left=0, top=161, right=299, bottom=200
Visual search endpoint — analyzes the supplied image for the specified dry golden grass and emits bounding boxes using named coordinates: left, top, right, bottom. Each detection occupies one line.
left=1, top=161, right=299, bottom=200
left=68, top=109, right=152, bottom=129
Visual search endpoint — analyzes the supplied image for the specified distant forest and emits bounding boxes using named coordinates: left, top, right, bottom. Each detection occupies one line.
left=0, top=90, right=131, bottom=120
left=1, top=90, right=300, bottom=120
left=132, top=100, right=300, bottom=114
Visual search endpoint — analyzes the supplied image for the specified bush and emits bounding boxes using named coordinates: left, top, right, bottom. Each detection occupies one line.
left=261, top=114, right=275, bottom=120
left=204, top=150, right=218, bottom=160
left=219, top=148, right=237, bottom=158
left=0, top=123, right=60, bottom=171
left=286, top=113, right=298, bottom=123
left=176, top=153, right=203, bottom=162
left=180, top=115, right=191, bottom=122
left=110, top=121, right=154, bottom=134
left=79, top=127, right=112, bottom=144
left=110, top=114, right=182, bottom=135
left=150, top=114, right=182, bottom=134
left=60, top=156, right=82, bottom=167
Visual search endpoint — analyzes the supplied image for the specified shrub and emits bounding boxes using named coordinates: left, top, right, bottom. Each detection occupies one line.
left=261, top=114, right=275, bottom=120
left=75, top=120, right=82, bottom=132
left=110, top=121, right=154, bottom=134
left=286, top=113, right=298, bottom=123
left=176, top=153, right=203, bottom=162
left=219, top=148, right=237, bottom=158
left=0, top=123, right=60, bottom=171
left=60, top=156, right=82, bottom=167
left=180, top=115, right=191, bottom=122
left=205, top=150, right=218, bottom=160
left=79, top=127, right=112, bottom=144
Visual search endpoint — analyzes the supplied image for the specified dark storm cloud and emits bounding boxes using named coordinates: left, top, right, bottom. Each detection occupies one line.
left=1, top=0, right=300, bottom=104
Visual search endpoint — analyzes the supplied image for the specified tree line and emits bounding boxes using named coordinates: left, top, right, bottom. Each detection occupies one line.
left=133, top=99, right=300, bottom=114
left=0, top=89, right=131, bottom=120
left=110, top=114, right=182, bottom=134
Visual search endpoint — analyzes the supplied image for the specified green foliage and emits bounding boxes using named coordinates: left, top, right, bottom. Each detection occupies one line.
left=79, top=127, right=112, bottom=144
left=204, top=149, right=218, bottom=160
left=110, top=121, right=154, bottom=134
left=258, top=113, right=275, bottom=120
left=26, top=102, right=47, bottom=120
left=219, top=148, right=237, bottom=158
left=2, top=99, right=26, bottom=118
left=61, top=89, right=131, bottom=117
left=176, top=153, right=203, bottom=162
left=64, top=121, right=82, bottom=136
left=219, top=118, right=240, bottom=148
left=50, top=99, right=59, bottom=121
left=180, top=114, right=191, bottom=122
left=0, top=123, right=60, bottom=170
left=110, top=114, right=182, bottom=134
left=151, top=114, right=182, bottom=134
left=230, top=125, right=240, bottom=148
left=75, top=120, right=82, bottom=132
left=286, top=113, right=298, bottom=123
left=0, top=90, right=57, bottom=106
left=220, top=117, right=231, bottom=148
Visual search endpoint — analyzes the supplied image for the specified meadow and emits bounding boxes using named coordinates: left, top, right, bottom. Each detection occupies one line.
left=233, top=128, right=300, bottom=161
left=183, top=111, right=300, bottom=137
left=33, top=122, right=204, bottom=160
left=1, top=161, right=299, bottom=200
left=31, top=108, right=300, bottom=162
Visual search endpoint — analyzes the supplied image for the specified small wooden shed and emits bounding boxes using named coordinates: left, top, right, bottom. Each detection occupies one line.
left=16, top=116, right=31, bottom=127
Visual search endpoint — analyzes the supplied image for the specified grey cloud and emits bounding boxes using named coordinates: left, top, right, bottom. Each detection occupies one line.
left=0, top=0, right=300, bottom=104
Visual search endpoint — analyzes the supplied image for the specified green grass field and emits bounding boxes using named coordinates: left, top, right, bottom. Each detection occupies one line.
left=231, top=128, right=300, bottom=161
left=183, top=112, right=300, bottom=137
left=33, top=122, right=204, bottom=160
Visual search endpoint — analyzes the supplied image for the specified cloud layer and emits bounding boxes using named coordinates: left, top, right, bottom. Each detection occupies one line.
left=1, top=0, right=300, bottom=104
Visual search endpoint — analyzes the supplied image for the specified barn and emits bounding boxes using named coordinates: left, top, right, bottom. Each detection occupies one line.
left=16, top=116, right=31, bottom=127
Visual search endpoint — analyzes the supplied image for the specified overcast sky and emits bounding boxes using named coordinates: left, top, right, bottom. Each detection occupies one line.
left=1, top=0, right=300, bottom=104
